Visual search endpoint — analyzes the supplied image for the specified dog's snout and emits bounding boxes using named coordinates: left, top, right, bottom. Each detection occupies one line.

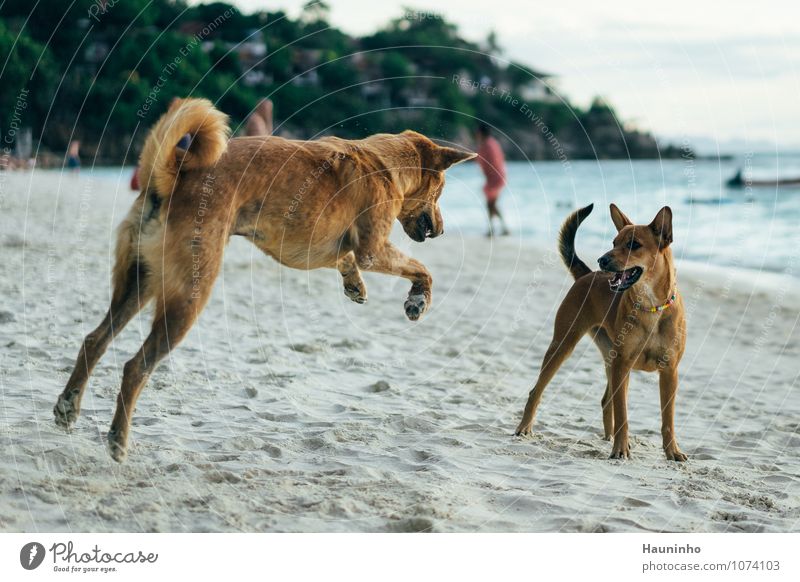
left=598, top=254, right=612, bottom=270
left=414, top=212, right=435, bottom=241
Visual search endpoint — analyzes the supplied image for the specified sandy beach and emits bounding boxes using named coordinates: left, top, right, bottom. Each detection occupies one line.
left=1, top=169, right=799, bottom=533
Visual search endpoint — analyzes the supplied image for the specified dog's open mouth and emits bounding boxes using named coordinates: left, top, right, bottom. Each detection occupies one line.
left=414, top=212, right=434, bottom=241
left=608, top=266, right=643, bottom=291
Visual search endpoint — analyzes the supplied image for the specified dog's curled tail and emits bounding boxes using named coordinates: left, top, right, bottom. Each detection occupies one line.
left=558, top=203, right=594, bottom=280
left=138, top=98, right=230, bottom=197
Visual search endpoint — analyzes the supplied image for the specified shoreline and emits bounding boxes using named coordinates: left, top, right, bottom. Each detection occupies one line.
left=9, top=165, right=800, bottom=291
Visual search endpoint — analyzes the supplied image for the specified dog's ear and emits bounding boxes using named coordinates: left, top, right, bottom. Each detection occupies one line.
left=649, top=206, right=673, bottom=248
left=404, top=131, right=476, bottom=170
left=609, top=203, right=632, bottom=232
left=432, top=146, right=477, bottom=170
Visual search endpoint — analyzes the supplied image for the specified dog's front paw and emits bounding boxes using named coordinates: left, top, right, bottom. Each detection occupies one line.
left=404, top=294, right=428, bottom=321
left=107, top=429, right=128, bottom=463
left=344, top=282, right=367, bottom=304
left=609, top=440, right=630, bottom=460
left=514, top=421, right=533, bottom=436
left=664, top=446, right=688, bottom=462
left=53, top=391, right=80, bottom=428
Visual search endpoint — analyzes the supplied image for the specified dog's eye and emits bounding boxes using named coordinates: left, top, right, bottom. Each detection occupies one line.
left=628, top=240, right=641, bottom=250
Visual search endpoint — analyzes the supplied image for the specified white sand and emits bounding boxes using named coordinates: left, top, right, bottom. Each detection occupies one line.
left=1, top=170, right=799, bottom=532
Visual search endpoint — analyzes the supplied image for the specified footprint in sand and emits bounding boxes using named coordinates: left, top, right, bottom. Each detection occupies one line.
left=331, top=339, right=366, bottom=349
left=205, top=471, right=242, bottom=484
left=691, top=446, right=717, bottom=460
left=386, top=517, right=435, bottom=532
left=261, top=444, right=283, bottom=458
left=257, top=411, right=299, bottom=422
left=289, top=342, right=326, bottom=354
left=366, top=380, right=391, bottom=393
left=711, top=510, right=747, bottom=524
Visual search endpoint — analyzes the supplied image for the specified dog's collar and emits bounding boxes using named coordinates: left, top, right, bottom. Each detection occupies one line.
left=636, top=288, right=677, bottom=313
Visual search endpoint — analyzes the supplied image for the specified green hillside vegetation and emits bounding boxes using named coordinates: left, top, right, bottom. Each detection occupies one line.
left=0, top=0, right=687, bottom=163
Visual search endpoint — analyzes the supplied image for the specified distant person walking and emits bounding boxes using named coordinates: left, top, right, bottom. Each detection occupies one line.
left=67, top=140, right=81, bottom=173
left=245, top=98, right=273, bottom=137
left=475, top=123, right=509, bottom=236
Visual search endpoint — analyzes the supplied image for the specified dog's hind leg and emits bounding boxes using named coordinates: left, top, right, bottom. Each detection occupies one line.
left=106, top=288, right=210, bottom=462
left=515, top=306, right=592, bottom=436
left=54, top=242, right=150, bottom=428
left=106, top=235, right=223, bottom=462
left=337, top=252, right=367, bottom=304
left=600, top=377, right=614, bottom=441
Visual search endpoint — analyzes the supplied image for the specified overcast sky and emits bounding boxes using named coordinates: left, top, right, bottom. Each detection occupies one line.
left=219, top=1, right=800, bottom=151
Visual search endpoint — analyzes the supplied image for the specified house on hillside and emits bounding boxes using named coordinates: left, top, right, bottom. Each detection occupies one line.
left=291, top=48, right=322, bottom=86
left=454, top=63, right=559, bottom=104
left=518, top=75, right=559, bottom=103
left=236, top=29, right=268, bottom=86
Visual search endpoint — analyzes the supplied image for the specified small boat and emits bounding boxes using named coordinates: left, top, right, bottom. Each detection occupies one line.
left=686, top=196, right=734, bottom=205
left=726, top=168, right=800, bottom=188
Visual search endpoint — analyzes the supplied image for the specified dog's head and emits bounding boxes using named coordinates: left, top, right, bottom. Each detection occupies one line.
left=398, top=131, right=476, bottom=242
left=597, top=204, right=673, bottom=292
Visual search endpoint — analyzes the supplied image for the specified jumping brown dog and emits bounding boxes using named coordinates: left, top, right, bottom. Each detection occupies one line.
left=53, top=98, right=475, bottom=461
left=515, top=203, right=688, bottom=461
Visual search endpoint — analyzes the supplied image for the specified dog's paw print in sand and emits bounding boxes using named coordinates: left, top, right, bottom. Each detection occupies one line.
left=404, top=294, right=427, bottom=321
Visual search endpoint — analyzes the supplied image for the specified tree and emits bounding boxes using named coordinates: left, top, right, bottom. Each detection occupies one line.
left=486, top=30, right=501, bottom=56
left=302, top=1, right=330, bottom=23
left=0, top=0, right=669, bottom=162
left=0, top=19, right=57, bottom=149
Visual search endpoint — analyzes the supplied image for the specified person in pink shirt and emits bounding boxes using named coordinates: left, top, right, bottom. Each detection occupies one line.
left=475, top=123, right=509, bottom=236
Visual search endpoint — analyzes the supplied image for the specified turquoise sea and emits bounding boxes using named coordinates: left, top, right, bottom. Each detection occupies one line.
left=441, top=154, right=800, bottom=279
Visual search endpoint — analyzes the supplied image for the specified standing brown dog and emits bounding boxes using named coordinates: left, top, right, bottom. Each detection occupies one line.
left=53, top=98, right=475, bottom=461
left=515, top=203, right=688, bottom=461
